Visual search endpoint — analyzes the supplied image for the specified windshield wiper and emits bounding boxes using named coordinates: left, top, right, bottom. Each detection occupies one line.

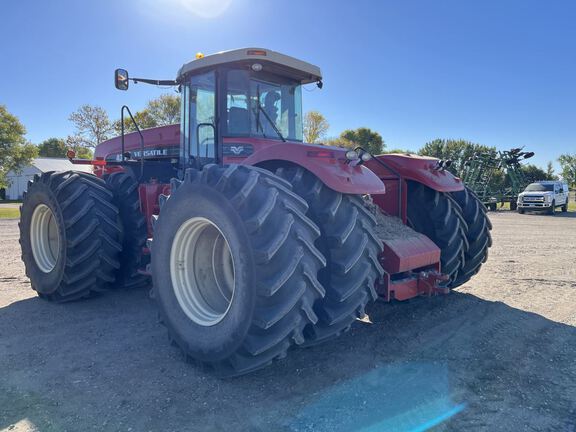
left=258, top=104, right=286, bottom=142
left=255, top=84, right=285, bottom=142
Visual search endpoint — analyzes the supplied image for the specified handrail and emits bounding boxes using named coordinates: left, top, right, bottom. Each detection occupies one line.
left=120, top=105, right=145, bottom=180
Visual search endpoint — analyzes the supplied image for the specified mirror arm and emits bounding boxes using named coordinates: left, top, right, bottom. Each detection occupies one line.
left=131, top=78, right=178, bottom=86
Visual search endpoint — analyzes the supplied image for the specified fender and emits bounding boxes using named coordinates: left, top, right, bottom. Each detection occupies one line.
left=233, top=140, right=386, bottom=195
left=366, top=153, right=464, bottom=193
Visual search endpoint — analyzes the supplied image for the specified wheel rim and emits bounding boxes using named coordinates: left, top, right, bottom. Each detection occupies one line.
left=30, top=204, right=60, bottom=273
left=170, top=217, right=236, bottom=326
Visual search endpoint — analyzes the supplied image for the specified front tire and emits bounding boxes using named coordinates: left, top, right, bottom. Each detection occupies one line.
left=151, top=165, right=325, bottom=376
left=548, top=201, right=556, bottom=215
left=276, top=167, right=384, bottom=346
left=19, top=171, right=122, bottom=302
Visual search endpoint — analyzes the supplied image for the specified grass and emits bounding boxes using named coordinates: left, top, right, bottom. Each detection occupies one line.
left=0, top=208, right=20, bottom=219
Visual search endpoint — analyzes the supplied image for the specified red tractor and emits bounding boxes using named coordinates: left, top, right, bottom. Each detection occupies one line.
left=19, top=48, right=491, bottom=376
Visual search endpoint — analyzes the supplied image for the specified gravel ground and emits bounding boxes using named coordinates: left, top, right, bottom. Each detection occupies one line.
left=1, top=211, right=575, bottom=432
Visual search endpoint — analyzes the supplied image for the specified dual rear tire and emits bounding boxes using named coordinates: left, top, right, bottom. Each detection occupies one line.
left=19, top=171, right=122, bottom=302
left=151, top=165, right=384, bottom=375
left=407, top=183, right=492, bottom=289
left=102, top=171, right=150, bottom=289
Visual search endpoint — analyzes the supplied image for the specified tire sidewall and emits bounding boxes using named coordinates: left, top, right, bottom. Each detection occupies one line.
left=152, top=182, right=255, bottom=362
left=20, top=181, right=67, bottom=294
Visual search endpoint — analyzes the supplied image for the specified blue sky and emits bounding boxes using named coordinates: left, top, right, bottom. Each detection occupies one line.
left=1, top=0, right=575, bottom=170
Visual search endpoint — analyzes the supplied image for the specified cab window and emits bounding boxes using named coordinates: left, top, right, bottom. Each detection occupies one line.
left=189, top=72, right=216, bottom=162
left=224, top=70, right=303, bottom=141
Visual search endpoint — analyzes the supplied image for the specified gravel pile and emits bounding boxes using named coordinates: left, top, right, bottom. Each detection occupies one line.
left=363, top=197, right=420, bottom=241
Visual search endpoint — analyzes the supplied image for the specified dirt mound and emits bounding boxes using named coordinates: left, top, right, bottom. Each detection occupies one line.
left=363, top=197, right=420, bottom=241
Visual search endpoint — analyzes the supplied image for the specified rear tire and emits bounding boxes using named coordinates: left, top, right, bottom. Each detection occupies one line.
left=151, top=165, right=325, bottom=376
left=276, top=167, right=384, bottom=346
left=450, top=186, right=492, bottom=287
left=407, top=182, right=467, bottom=287
left=19, top=171, right=122, bottom=302
left=103, top=171, right=150, bottom=289
left=562, top=202, right=568, bottom=212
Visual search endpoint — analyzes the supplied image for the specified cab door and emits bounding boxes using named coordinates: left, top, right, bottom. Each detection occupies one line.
left=183, top=71, right=217, bottom=168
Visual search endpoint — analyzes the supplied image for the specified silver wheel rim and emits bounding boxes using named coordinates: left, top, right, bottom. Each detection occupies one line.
left=170, top=217, right=236, bottom=326
left=30, top=204, right=60, bottom=273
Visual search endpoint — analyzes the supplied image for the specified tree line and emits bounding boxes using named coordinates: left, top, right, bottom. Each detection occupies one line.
left=1, top=101, right=575, bottom=190
left=41, top=93, right=180, bottom=159
left=303, top=111, right=576, bottom=188
left=0, top=94, right=180, bottom=188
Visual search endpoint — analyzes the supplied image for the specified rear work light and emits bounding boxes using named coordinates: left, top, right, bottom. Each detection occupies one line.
left=307, top=150, right=335, bottom=158
left=247, top=49, right=267, bottom=56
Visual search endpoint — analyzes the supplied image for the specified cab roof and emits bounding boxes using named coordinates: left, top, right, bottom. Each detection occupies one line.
left=177, top=48, right=322, bottom=84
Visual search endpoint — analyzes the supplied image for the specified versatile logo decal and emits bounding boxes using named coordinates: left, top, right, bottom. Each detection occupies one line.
left=230, top=146, right=244, bottom=155
left=106, top=146, right=179, bottom=161
left=223, top=144, right=253, bottom=157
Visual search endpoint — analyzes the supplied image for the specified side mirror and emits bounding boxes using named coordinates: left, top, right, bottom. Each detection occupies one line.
left=115, top=69, right=129, bottom=90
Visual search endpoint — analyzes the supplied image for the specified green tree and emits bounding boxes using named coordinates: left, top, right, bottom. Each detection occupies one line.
left=323, top=136, right=354, bottom=148
left=147, top=93, right=180, bottom=125
left=64, top=136, right=93, bottom=159
left=558, top=153, right=576, bottom=188
left=69, top=104, right=114, bottom=148
left=303, top=111, right=329, bottom=143
left=0, top=105, right=37, bottom=189
left=338, top=127, right=385, bottom=154
left=386, top=148, right=417, bottom=154
left=113, top=109, right=158, bottom=134
left=546, top=161, right=557, bottom=180
left=37, top=138, right=67, bottom=157
left=520, top=164, right=549, bottom=183
left=114, top=93, right=181, bottom=134
left=418, top=139, right=495, bottom=176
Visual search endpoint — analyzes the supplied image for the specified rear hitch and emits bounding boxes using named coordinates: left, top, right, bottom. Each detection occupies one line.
left=377, top=269, right=450, bottom=302
left=417, top=270, right=450, bottom=296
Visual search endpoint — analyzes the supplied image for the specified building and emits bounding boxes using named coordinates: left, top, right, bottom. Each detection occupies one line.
left=4, top=158, right=93, bottom=200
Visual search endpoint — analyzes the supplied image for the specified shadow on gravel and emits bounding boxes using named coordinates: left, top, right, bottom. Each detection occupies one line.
left=1, top=289, right=575, bottom=431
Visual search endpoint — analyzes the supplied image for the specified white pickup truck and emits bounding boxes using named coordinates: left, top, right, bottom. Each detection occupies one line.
left=517, top=181, right=570, bottom=215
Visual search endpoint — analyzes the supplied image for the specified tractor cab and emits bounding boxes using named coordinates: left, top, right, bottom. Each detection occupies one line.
left=175, top=48, right=322, bottom=168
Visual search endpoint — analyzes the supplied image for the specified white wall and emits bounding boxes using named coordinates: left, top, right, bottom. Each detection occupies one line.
left=5, top=166, right=41, bottom=200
